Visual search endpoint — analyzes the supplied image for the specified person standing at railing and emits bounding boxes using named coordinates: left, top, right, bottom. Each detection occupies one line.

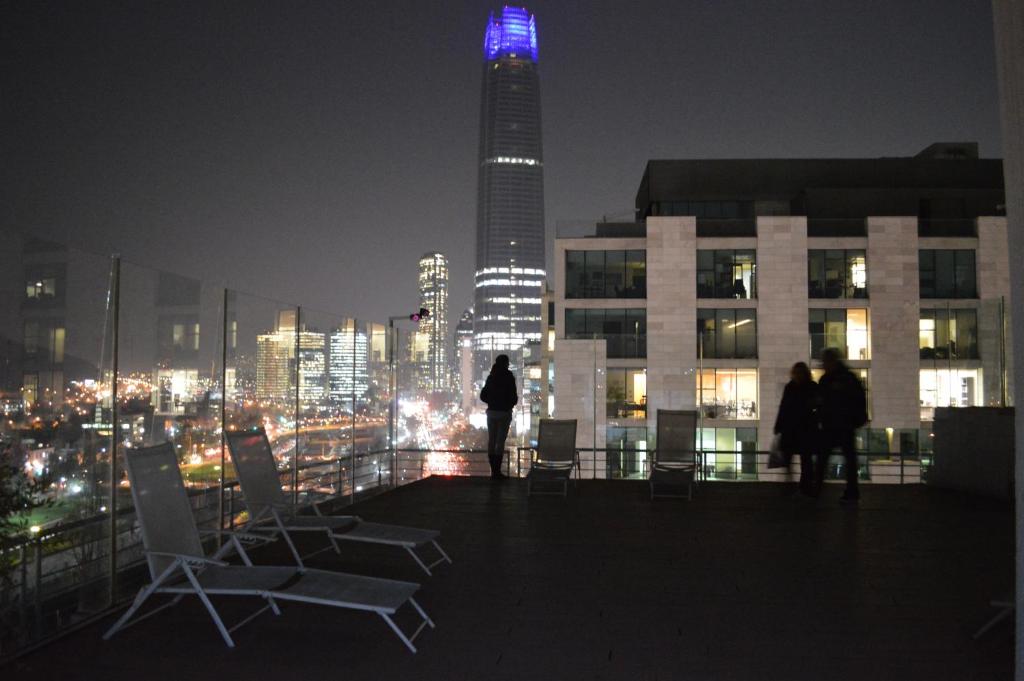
left=773, top=362, right=822, bottom=496
left=480, top=354, right=518, bottom=480
left=818, top=348, right=868, bottom=504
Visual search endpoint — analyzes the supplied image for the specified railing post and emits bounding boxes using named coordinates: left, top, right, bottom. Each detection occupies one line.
left=33, top=537, right=43, bottom=637
left=218, top=288, right=229, bottom=544
left=293, top=306, right=301, bottom=507
left=108, top=255, right=121, bottom=604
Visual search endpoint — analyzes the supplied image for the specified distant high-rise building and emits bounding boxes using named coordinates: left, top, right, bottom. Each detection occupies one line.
left=472, top=6, right=546, bottom=362
left=454, top=308, right=475, bottom=412
left=255, top=310, right=325, bottom=406
left=418, top=252, right=449, bottom=392
left=297, top=329, right=326, bottom=407
left=256, top=332, right=292, bottom=403
left=329, top=321, right=369, bottom=405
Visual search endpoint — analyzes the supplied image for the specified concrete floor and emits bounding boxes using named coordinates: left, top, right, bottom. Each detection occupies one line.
left=8, top=477, right=1015, bottom=680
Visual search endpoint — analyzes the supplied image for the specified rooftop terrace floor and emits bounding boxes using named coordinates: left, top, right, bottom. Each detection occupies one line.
left=9, top=477, right=1016, bottom=680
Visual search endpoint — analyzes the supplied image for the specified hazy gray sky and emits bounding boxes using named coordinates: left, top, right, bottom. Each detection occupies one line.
left=2, top=0, right=1002, bottom=324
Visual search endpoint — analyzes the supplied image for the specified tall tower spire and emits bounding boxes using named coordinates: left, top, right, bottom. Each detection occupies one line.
left=472, top=6, right=546, bottom=368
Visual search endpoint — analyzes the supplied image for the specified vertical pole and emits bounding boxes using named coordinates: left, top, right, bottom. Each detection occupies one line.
left=388, top=318, right=396, bottom=487
left=218, top=289, right=228, bottom=540
left=698, top=331, right=704, bottom=481
left=33, top=538, right=42, bottom=636
left=593, top=334, right=597, bottom=480
left=350, top=320, right=357, bottom=504
left=293, top=306, right=301, bottom=507
left=108, top=255, right=120, bottom=603
left=1000, top=295, right=1008, bottom=407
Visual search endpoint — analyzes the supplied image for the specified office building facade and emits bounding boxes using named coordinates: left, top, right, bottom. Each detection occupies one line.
left=551, top=144, right=1012, bottom=479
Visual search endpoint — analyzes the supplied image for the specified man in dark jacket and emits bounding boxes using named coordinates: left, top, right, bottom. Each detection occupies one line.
left=818, top=348, right=868, bottom=503
left=480, top=354, right=518, bottom=479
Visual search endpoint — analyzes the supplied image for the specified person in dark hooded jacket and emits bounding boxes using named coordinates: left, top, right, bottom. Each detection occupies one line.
left=480, top=354, right=518, bottom=479
left=773, top=362, right=821, bottom=495
left=818, top=348, right=868, bottom=503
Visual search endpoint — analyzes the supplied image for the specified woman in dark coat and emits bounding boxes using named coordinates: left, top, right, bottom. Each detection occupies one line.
left=773, top=362, right=821, bottom=495
left=480, top=354, right=518, bottom=480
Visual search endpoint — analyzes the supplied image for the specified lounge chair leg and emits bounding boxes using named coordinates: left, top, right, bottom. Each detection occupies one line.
left=380, top=613, right=417, bottom=653
left=103, top=560, right=183, bottom=640
left=267, top=594, right=282, bottom=616
left=974, top=606, right=1014, bottom=639
left=431, top=540, right=453, bottom=565
left=272, top=509, right=305, bottom=569
left=182, top=564, right=235, bottom=647
left=405, top=546, right=433, bottom=576
left=409, top=597, right=435, bottom=629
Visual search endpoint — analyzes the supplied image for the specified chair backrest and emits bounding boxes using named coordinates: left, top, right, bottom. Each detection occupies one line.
left=124, top=443, right=205, bottom=580
left=225, top=429, right=288, bottom=512
left=656, top=409, right=698, bottom=464
left=536, top=419, right=578, bottom=464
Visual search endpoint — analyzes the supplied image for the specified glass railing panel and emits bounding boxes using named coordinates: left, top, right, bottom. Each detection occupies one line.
left=224, top=291, right=298, bottom=511
left=0, top=228, right=116, bottom=653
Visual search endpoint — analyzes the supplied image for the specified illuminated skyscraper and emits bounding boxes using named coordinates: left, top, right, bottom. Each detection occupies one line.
left=473, top=6, right=546, bottom=362
left=417, top=252, right=449, bottom=392
left=329, top=321, right=369, bottom=405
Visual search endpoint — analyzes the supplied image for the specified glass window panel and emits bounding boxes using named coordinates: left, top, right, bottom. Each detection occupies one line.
left=955, top=250, right=977, bottom=298
left=934, top=250, right=956, bottom=298
left=809, top=251, right=825, bottom=297
left=584, top=251, right=605, bottom=297
left=735, top=309, right=757, bottom=358
left=717, top=309, right=736, bottom=358
left=604, top=250, right=626, bottom=297
left=565, top=309, right=587, bottom=337
left=697, top=309, right=716, bottom=358
left=848, top=251, right=868, bottom=298
left=625, top=251, right=646, bottom=298
left=824, top=250, right=845, bottom=298
left=846, top=309, right=869, bottom=360
left=565, top=251, right=585, bottom=298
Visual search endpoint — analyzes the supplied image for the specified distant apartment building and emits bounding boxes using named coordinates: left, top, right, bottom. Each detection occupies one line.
left=551, top=143, right=1011, bottom=479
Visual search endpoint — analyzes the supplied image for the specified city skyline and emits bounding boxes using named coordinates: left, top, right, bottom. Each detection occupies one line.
left=1, top=1, right=1004, bottom=325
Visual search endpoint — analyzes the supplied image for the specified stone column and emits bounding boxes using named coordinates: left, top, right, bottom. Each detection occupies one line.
left=866, top=217, right=921, bottom=434
left=977, top=217, right=1014, bottom=406
left=755, top=217, right=810, bottom=453
left=552, top=338, right=607, bottom=478
left=645, top=217, right=697, bottom=441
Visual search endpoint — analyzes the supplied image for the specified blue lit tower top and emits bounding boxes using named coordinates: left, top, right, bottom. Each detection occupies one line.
left=483, top=6, right=538, bottom=61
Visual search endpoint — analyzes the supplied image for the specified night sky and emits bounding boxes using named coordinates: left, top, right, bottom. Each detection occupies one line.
left=2, top=0, right=1002, bottom=325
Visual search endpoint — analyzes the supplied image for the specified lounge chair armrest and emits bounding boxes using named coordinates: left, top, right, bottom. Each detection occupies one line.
left=146, top=551, right=229, bottom=568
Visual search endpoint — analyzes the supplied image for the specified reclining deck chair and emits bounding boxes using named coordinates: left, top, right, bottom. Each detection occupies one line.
left=650, top=409, right=699, bottom=500
left=103, top=443, right=433, bottom=652
left=226, top=429, right=451, bottom=576
left=526, top=419, right=579, bottom=497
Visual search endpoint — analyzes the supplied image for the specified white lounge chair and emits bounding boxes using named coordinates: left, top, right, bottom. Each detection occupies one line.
left=650, top=409, right=699, bottom=500
left=103, top=443, right=434, bottom=651
left=226, top=429, right=451, bottom=576
left=525, top=419, right=579, bottom=497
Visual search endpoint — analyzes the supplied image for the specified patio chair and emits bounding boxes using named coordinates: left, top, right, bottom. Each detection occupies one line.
left=226, top=429, right=451, bottom=576
left=103, top=443, right=433, bottom=652
left=526, top=419, right=579, bottom=497
left=650, top=409, right=699, bottom=500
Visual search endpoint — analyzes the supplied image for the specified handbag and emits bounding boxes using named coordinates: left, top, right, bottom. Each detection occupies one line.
left=767, top=433, right=789, bottom=469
